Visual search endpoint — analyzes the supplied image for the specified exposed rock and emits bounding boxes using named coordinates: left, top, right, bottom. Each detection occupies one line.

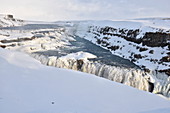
left=160, top=56, right=170, bottom=62
left=149, top=50, right=154, bottom=54
left=139, top=47, right=148, bottom=52
left=134, top=54, right=143, bottom=59
left=0, top=37, right=36, bottom=43
left=0, top=45, right=6, bottom=48
left=77, top=59, right=84, bottom=70
left=103, top=37, right=110, bottom=40
left=107, top=46, right=119, bottom=51
left=142, top=32, right=170, bottom=47
left=159, top=69, right=170, bottom=76
left=5, top=14, right=13, bottom=19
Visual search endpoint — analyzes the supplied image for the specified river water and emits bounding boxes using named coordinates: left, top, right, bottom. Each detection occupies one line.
left=34, top=35, right=138, bottom=68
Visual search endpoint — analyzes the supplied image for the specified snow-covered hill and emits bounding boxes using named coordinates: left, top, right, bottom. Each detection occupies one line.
left=76, top=18, right=170, bottom=76
left=0, top=14, right=24, bottom=27
left=0, top=48, right=170, bottom=113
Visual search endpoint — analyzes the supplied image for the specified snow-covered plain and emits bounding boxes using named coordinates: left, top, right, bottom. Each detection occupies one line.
left=0, top=48, right=170, bottom=113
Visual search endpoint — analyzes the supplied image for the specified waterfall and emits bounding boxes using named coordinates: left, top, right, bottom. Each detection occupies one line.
left=30, top=53, right=153, bottom=92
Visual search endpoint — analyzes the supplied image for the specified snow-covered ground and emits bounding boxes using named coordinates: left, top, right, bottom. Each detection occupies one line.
left=0, top=48, right=170, bottom=113
left=60, top=51, right=97, bottom=61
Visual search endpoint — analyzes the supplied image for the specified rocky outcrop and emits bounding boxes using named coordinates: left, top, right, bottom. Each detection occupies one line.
left=84, top=25, right=170, bottom=76
left=0, top=14, right=24, bottom=27
left=92, top=26, right=170, bottom=47
left=142, top=32, right=170, bottom=47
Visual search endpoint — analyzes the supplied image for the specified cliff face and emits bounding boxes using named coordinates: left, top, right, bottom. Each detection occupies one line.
left=76, top=20, right=170, bottom=77
left=142, top=32, right=170, bottom=47
left=0, top=14, right=24, bottom=27
left=96, top=26, right=170, bottom=47
left=75, top=19, right=170, bottom=97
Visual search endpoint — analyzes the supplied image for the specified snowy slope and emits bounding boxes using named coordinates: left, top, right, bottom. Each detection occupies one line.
left=0, top=14, right=24, bottom=27
left=0, top=48, right=170, bottom=113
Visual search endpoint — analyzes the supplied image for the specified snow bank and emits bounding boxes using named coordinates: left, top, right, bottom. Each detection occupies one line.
left=60, top=51, right=97, bottom=60
left=0, top=48, right=170, bottom=113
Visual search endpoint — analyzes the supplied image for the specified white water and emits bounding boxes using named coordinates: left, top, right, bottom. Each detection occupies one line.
left=30, top=54, right=150, bottom=90
left=31, top=53, right=170, bottom=98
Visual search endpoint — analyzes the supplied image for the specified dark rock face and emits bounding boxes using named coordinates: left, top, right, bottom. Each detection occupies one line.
left=149, top=50, right=154, bottom=54
left=6, top=15, right=14, bottom=19
left=93, top=26, right=170, bottom=48
left=142, top=32, right=170, bottom=47
left=160, top=56, right=170, bottom=62
left=148, top=82, right=154, bottom=92
left=0, top=37, right=36, bottom=43
left=88, top=25, right=170, bottom=77
left=139, top=47, right=148, bottom=52
left=159, top=69, right=170, bottom=76
left=0, top=45, right=6, bottom=48
left=77, top=59, right=84, bottom=70
left=134, top=54, right=143, bottom=59
left=107, top=46, right=119, bottom=51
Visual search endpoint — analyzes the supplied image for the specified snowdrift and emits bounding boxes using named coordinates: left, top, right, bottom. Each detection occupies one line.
left=0, top=48, right=170, bottom=113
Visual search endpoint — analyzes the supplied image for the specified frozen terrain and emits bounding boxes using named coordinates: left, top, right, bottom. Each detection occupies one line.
left=0, top=48, right=170, bottom=113
left=0, top=17, right=170, bottom=98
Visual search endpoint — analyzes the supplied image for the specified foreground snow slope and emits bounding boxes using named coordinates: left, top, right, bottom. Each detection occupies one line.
left=0, top=48, right=170, bottom=113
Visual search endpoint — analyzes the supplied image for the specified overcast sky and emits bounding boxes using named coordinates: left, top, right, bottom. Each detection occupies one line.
left=0, top=0, right=170, bottom=21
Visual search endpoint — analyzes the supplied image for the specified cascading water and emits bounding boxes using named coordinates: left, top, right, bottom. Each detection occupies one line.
left=30, top=52, right=170, bottom=98
left=31, top=53, right=152, bottom=92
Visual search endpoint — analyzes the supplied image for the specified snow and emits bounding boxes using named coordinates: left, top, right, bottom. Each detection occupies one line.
left=134, top=18, right=170, bottom=30
left=0, top=48, right=170, bottom=113
left=60, top=51, right=97, bottom=60
left=0, top=28, right=74, bottom=53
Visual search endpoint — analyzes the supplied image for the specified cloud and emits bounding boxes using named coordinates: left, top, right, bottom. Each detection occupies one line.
left=0, top=0, right=170, bottom=21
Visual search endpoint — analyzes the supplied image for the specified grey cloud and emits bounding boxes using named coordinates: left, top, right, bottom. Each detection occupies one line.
left=0, top=0, right=170, bottom=21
